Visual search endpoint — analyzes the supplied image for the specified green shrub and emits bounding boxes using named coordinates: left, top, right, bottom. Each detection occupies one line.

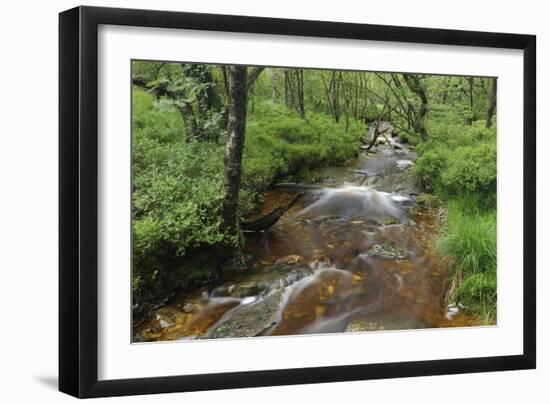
left=132, top=89, right=229, bottom=306
left=242, top=101, right=362, bottom=192
left=413, top=118, right=496, bottom=208
left=414, top=150, right=447, bottom=190
left=440, top=143, right=496, bottom=207
left=132, top=89, right=184, bottom=144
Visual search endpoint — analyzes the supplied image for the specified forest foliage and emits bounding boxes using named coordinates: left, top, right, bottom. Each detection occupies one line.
left=132, top=61, right=497, bottom=321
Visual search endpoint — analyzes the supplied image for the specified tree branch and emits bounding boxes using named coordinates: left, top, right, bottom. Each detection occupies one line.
left=247, top=67, right=265, bottom=89
left=365, top=92, right=390, bottom=152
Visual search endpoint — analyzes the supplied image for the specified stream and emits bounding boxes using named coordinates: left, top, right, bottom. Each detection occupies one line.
left=136, top=123, right=478, bottom=342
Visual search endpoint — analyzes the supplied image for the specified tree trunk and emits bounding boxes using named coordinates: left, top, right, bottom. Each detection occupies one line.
left=486, top=78, right=497, bottom=128
left=440, top=76, right=451, bottom=104
left=467, top=77, right=474, bottom=125
left=221, top=66, right=230, bottom=99
left=178, top=104, right=199, bottom=143
left=284, top=70, right=293, bottom=109
left=284, top=69, right=306, bottom=118
left=221, top=66, right=248, bottom=266
left=353, top=74, right=359, bottom=119
left=402, top=73, right=429, bottom=141
left=321, top=73, right=336, bottom=122
left=332, top=72, right=341, bottom=123
left=180, top=64, right=213, bottom=141
left=271, top=69, right=281, bottom=99
left=296, top=69, right=306, bottom=119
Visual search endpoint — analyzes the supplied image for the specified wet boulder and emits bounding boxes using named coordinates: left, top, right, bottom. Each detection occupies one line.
left=308, top=252, right=333, bottom=269
left=275, top=255, right=305, bottom=266
left=445, top=304, right=460, bottom=320
left=396, top=159, right=414, bottom=170
left=390, top=194, right=415, bottom=208
left=207, top=289, right=285, bottom=338
left=387, top=142, right=402, bottom=151
left=367, top=242, right=408, bottom=259
left=370, top=171, right=421, bottom=195
left=211, top=265, right=313, bottom=298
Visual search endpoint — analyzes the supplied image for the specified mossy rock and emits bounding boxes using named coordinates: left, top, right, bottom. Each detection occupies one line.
left=207, top=289, right=285, bottom=338
left=415, top=193, right=442, bottom=208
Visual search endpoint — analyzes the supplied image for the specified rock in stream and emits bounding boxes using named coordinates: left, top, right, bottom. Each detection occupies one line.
left=367, top=242, right=408, bottom=259
left=206, top=288, right=286, bottom=338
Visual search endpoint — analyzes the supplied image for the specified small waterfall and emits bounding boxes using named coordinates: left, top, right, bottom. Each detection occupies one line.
left=298, top=185, right=410, bottom=223
left=277, top=267, right=354, bottom=314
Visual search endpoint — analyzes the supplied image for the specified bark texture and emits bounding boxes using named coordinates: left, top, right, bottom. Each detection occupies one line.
left=221, top=66, right=248, bottom=249
left=402, top=74, right=429, bottom=141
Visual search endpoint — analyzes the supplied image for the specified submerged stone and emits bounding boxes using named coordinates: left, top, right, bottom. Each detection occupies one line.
left=367, top=242, right=408, bottom=259
left=346, top=317, right=427, bottom=332
left=181, top=303, right=199, bottom=313
left=345, top=319, right=384, bottom=332
left=275, top=255, right=305, bottom=265
left=308, top=252, right=333, bottom=270
left=211, top=265, right=313, bottom=298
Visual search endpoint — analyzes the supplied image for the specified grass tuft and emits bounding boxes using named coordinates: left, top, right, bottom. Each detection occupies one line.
left=438, top=195, right=497, bottom=322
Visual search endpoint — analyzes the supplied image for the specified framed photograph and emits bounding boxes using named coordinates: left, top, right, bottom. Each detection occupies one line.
left=59, top=6, right=536, bottom=398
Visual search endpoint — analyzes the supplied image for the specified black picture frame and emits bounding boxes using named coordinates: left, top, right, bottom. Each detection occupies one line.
left=59, top=5, right=536, bottom=398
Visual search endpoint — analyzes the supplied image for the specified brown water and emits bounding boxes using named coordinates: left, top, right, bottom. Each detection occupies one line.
left=136, top=131, right=478, bottom=342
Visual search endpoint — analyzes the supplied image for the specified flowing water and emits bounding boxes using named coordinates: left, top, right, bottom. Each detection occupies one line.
left=136, top=126, right=478, bottom=342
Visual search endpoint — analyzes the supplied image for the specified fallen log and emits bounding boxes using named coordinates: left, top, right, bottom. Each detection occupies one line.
left=241, top=192, right=304, bottom=232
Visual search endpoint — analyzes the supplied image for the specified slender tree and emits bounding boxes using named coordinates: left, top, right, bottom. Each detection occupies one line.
left=271, top=69, right=281, bottom=99
left=321, top=71, right=342, bottom=123
left=221, top=66, right=249, bottom=267
left=486, top=77, right=497, bottom=128
left=296, top=69, right=306, bottom=119
left=402, top=73, right=429, bottom=141
left=439, top=76, right=451, bottom=104
left=467, top=77, right=474, bottom=125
